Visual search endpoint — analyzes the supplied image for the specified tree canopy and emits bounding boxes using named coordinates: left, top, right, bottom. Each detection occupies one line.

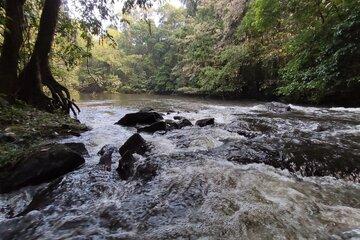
left=0, top=0, right=359, bottom=108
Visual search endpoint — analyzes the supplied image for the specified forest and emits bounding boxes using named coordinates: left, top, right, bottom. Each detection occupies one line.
left=76, top=0, right=360, bottom=106
left=1, top=0, right=359, bottom=111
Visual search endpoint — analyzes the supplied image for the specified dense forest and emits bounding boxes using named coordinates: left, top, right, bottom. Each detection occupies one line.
left=73, top=0, right=359, bottom=105
left=1, top=0, right=359, bottom=111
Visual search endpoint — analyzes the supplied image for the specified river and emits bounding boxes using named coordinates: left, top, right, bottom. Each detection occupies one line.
left=0, top=93, right=359, bottom=239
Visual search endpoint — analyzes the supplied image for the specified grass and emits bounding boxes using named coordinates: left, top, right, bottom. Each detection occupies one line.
left=0, top=99, right=88, bottom=168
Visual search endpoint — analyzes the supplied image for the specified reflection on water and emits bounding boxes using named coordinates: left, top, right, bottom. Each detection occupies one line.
left=0, top=93, right=359, bottom=239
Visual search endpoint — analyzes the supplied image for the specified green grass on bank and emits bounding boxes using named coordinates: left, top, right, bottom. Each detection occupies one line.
left=0, top=98, right=88, bottom=168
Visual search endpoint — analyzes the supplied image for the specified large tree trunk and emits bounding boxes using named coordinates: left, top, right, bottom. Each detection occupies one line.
left=0, top=0, right=26, bottom=96
left=17, top=0, right=78, bottom=114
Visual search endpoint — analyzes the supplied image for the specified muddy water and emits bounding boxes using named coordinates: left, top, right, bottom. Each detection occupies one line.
left=0, top=93, right=359, bottom=239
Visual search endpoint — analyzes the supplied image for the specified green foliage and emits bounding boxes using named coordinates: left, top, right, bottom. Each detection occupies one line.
left=5, top=0, right=355, bottom=105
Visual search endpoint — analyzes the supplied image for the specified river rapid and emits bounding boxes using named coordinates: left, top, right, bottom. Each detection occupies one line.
left=0, top=93, right=359, bottom=239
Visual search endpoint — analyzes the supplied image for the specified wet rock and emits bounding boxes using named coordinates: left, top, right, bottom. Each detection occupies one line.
left=98, top=145, right=117, bottom=171
left=315, top=125, right=329, bottom=132
left=115, top=111, right=163, bottom=126
left=134, top=162, right=158, bottom=181
left=196, top=118, right=215, bottom=127
left=64, top=142, right=89, bottom=157
left=0, top=144, right=85, bottom=194
left=117, top=152, right=136, bottom=180
left=98, top=144, right=117, bottom=156
left=18, top=177, right=64, bottom=216
left=228, top=139, right=360, bottom=182
left=178, top=118, right=193, bottom=129
left=174, top=116, right=184, bottom=120
left=119, top=133, right=148, bottom=157
left=265, top=102, right=292, bottom=113
left=138, top=121, right=167, bottom=133
left=165, top=119, right=179, bottom=130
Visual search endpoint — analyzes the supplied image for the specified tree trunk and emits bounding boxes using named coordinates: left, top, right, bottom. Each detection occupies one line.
left=0, top=0, right=26, bottom=96
left=17, top=0, right=78, bottom=114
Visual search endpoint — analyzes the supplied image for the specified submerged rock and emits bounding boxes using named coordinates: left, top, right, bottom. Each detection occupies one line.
left=173, top=116, right=184, bottom=120
left=117, top=152, right=136, bottom=180
left=98, top=145, right=117, bottom=171
left=265, top=102, right=291, bottom=113
left=98, top=144, right=117, bottom=156
left=165, top=119, right=179, bottom=130
left=196, top=118, right=215, bottom=127
left=115, top=111, right=163, bottom=126
left=138, top=121, right=167, bottom=133
left=64, top=142, right=89, bottom=157
left=178, top=118, right=193, bottom=129
left=119, top=133, right=148, bottom=157
left=0, top=144, right=85, bottom=194
left=134, top=162, right=158, bottom=181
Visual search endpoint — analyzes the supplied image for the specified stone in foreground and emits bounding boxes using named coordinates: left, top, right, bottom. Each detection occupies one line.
left=119, top=133, right=148, bottom=157
left=0, top=144, right=85, bottom=194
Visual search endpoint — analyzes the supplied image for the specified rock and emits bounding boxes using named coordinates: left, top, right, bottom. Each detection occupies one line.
left=98, top=144, right=117, bottom=156
left=265, top=102, right=292, bottom=113
left=115, top=111, right=163, bottom=126
left=196, top=118, right=215, bottom=127
left=165, top=119, right=179, bottom=130
left=315, top=125, right=329, bottom=132
left=64, top=142, right=89, bottom=157
left=178, top=118, right=193, bottom=129
left=117, top=152, right=136, bottom=180
left=18, top=177, right=63, bottom=216
left=138, top=121, right=167, bottom=133
left=0, top=144, right=85, bottom=194
left=98, top=145, right=117, bottom=171
left=134, top=162, right=158, bottom=181
left=0, top=132, right=16, bottom=143
left=174, top=116, right=184, bottom=120
left=119, top=133, right=148, bottom=157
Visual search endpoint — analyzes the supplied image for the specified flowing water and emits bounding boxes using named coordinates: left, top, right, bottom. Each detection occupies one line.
left=0, top=93, right=359, bottom=239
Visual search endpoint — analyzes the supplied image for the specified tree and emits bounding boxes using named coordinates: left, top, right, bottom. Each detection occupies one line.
left=0, top=0, right=151, bottom=114
left=0, top=0, right=26, bottom=96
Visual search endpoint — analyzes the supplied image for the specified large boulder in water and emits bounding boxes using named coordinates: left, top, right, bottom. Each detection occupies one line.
left=138, top=121, right=167, bottom=133
left=119, top=133, right=148, bottom=157
left=0, top=144, right=85, bottom=194
left=64, top=142, right=89, bottom=157
left=196, top=118, right=215, bottom=127
left=115, top=111, right=163, bottom=126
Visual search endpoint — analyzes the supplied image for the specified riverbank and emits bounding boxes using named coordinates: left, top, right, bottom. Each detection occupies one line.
left=85, top=88, right=360, bottom=108
left=0, top=97, right=88, bottom=168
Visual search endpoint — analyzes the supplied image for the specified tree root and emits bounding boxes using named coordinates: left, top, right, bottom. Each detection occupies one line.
left=43, top=74, right=80, bottom=116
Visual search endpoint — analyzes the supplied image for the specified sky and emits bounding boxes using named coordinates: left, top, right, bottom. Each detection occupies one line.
left=67, top=0, right=184, bottom=24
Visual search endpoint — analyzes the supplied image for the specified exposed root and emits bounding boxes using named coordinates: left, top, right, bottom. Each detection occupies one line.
left=42, top=65, right=80, bottom=116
